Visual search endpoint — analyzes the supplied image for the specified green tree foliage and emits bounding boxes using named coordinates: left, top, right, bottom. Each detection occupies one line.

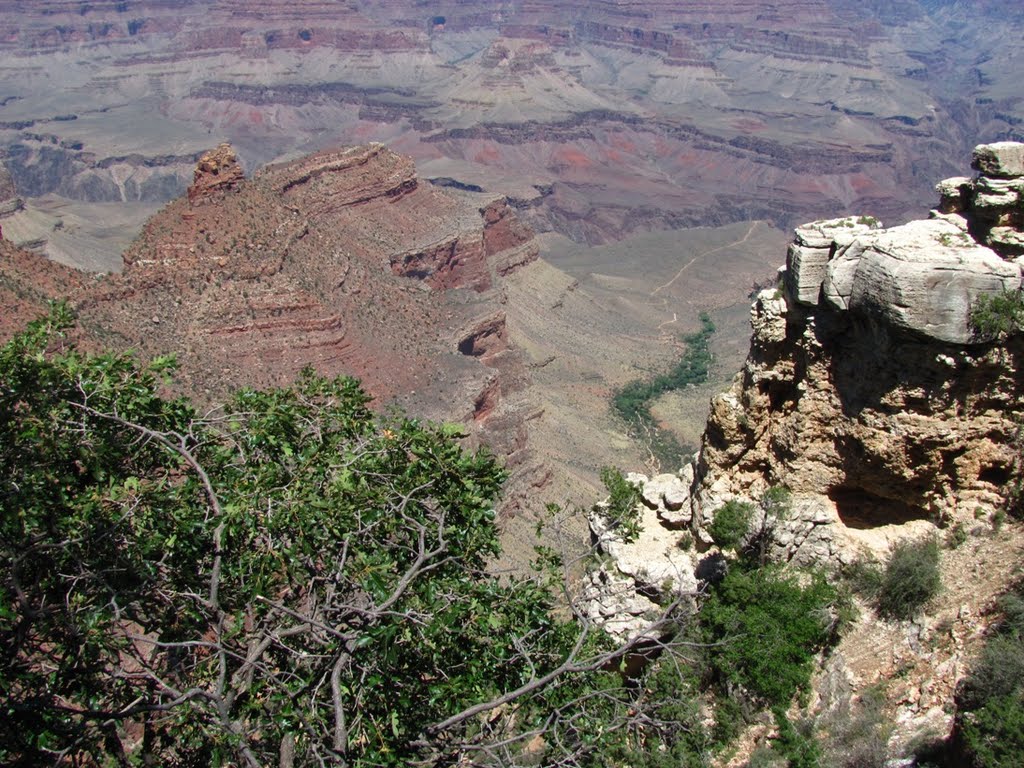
left=612, top=313, right=715, bottom=468
left=970, top=288, right=1024, bottom=340
left=700, top=564, right=844, bottom=708
left=596, top=466, right=643, bottom=542
left=0, top=308, right=705, bottom=767
left=770, top=708, right=822, bottom=768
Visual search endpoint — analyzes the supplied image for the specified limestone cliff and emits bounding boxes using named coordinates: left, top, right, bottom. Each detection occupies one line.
left=591, top=143, right=1022, bottom=610
left=689, top=142, right=1023, bottom=565
left=586, top=142, right=1024, bottom=758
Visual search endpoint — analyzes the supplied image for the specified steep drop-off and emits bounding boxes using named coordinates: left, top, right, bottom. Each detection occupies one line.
left=586, top=142, right=1024, bottom=758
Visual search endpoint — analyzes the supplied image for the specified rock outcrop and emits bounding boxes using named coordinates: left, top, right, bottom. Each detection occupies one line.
left=188, top=143, right=245, bottom=204
left=0, top=142, right=548, bottom=529
left=583, top=471, right=698, bottom=642
left=588, top=144, right=1024, bottom=635
left=695, top=143, right=1023, bottom=562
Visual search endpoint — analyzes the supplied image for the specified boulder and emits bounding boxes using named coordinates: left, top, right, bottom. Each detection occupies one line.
left=788, top=217, right=883, bottom=306
left=847, top=218, right=1021, bottom=344
left=934, top=176, right=972, bottom=214
left=971, top=141, right=1024, bottom=178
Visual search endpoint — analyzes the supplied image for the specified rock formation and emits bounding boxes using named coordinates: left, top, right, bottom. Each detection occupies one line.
left=0, top=142, right=545, bottom=528
left=692, top=142, right=1023, bottom=560
left=188, top=143, right=245, bottom=204
left=583, top=141, right=1024, bottom=756
left=590, top=142, right=1024, bottom=625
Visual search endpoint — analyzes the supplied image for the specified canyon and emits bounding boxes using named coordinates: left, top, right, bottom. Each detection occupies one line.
left=2, top=1, right=1021, bottom=525
left=1, top=3, right=1024, bottom=762
left=0, top=0, right=1021, bottom=273
left=0, top=138, right=786, bottom=568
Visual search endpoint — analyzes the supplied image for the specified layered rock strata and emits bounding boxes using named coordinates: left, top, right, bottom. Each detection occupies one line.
left=0, top=142, right=542, bottom=520
left=3, top=0, right=1022, bottom=262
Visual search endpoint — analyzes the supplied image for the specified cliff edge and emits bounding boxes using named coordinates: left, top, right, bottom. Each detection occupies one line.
left=585, top=142, right=1024, bottom=758
left=691, top=142, right=1023, bottom=564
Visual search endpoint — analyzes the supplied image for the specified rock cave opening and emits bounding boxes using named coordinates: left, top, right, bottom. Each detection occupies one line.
left=828, top=486, right=931, bottom=529
left=978, top=462, right=1012, bottom=487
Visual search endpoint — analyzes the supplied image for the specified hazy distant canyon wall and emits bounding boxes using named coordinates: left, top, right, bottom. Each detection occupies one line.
left=0, top=0, right=1021, bottom=269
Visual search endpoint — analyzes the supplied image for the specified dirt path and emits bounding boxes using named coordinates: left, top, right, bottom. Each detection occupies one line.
left=650, top=221, right=759, bottom=297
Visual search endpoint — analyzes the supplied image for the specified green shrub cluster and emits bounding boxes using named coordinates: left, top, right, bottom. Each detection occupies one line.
left=878, top=537, right=941, bottom=620
left=970, top=288, right=1024, bottom=340
left=612, top=313, right=715, bottom=468
left=596, top=465, right=643, bottom=542
left=708, top=499, right=755, bottom=550
left=700, top=564, right=846, bottom=709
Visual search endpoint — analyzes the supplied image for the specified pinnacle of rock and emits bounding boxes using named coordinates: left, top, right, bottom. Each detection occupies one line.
left=188, top=143, right=244, bottom=204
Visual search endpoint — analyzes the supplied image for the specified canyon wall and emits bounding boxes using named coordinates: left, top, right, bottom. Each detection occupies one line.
left=585, top=142, right=1024, bottom=755
left=592, top=143, right=1023, bottom=611
left=0, top=1, right=1021, bottom=268
left=0, top=141, right=554, bottom=534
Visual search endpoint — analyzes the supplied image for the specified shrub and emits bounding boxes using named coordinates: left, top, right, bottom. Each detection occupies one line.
left=876, top=537, right=942, bottom=620
left=700, top=564, right=846, bottom=708
left=771, top=708, right=822, bottom=768
left=597, top=465, right=643, bottom=542
left=820, top=683, right=892, bottom=768
left=0, top=308, right=705, bottom=768
left=958, top=694, right=1024, bottom=768
left=954, top=580, right=1024, bottom=767
left=946, top=521, right=968, bottom=549
left=970, top=288, right=1024, bottom=340
left=709, top=499, right=755, bottom=550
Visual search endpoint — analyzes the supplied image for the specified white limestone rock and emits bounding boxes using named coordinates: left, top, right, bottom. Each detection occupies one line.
left=934, top=176, right=972, bottom=213
left=972, top=176, right=1023, bottom=218
left=988, top=226, right=1024, bottom=255
left=751, top=287, right=788, bottom=344
left=587, top=485, right=698, bottom=642
left=788, top=217, right=883, bottom=307
left=971, top=141, right=1024, bottom=178
left=847, top=218, right=1021, bottom=344
left=822, top=235, right=876, bottom=311
left=580, top=567, right=661, bottom=642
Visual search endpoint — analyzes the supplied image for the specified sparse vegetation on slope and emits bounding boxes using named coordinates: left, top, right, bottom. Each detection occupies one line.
left=952, top=580, right=1024, bottom=767
left=848, top=537, right=943, bottom=621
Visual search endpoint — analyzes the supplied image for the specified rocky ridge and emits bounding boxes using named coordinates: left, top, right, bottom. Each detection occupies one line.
left=0, top=141, right=550, bottom=526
